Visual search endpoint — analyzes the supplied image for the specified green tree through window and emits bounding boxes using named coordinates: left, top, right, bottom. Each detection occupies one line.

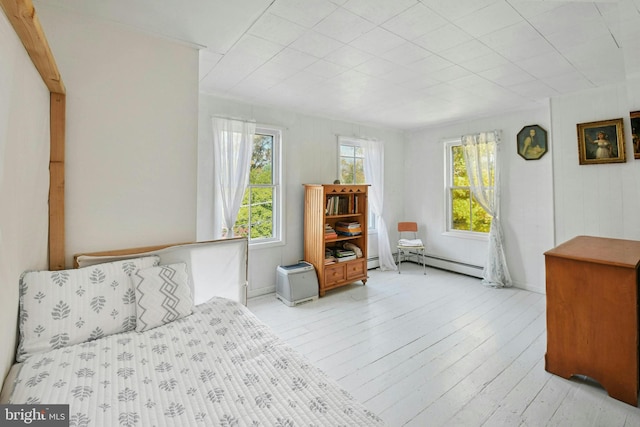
left=233, top=130, right=280, bottom=241
left=449, top=144, right=492, bottom=233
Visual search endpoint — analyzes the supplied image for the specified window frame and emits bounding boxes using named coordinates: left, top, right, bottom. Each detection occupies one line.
left=443, top=138, right=490, bottom=240
left=337, top=136, right=375, bottom=231
left=236, top=126, right=284, bottom=248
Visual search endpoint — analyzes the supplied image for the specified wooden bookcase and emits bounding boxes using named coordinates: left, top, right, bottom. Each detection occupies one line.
left=303, top=184, right=368, bottom=296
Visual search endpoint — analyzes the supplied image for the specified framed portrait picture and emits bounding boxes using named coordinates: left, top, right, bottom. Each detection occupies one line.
left=576, top=118, right=626, bottom=165
left=631, top=111, right=640, bottom=159
left=517, top=125, right=547, bottom=160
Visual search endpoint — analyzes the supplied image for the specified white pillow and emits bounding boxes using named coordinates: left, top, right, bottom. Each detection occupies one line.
left=17, top=256, right=160, bottom=362
left=132, top=263, right=194, bottom=332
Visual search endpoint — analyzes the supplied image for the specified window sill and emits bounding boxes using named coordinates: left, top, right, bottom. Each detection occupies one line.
left=442, top=230, right=489, bottom=241
left=248, top=239, right=285, bottom=251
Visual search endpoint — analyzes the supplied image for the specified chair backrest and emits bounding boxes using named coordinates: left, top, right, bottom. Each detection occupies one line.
left=398, top=222, right=418, bottom=233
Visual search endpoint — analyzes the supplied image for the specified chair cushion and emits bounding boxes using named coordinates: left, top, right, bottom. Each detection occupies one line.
left=398, top=238, right=424, bottom=247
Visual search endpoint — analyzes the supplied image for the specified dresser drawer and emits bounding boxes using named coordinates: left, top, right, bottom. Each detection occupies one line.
left=346, top=259, right=366, bottom=280
left=324, top=263, right=346, bottom=287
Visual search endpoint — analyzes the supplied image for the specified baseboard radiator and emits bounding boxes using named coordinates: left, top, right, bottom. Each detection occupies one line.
left=392, top=251, right=484, bottom=279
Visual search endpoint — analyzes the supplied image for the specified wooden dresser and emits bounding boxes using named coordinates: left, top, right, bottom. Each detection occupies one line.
left=544, top=235, right=640, bottom=406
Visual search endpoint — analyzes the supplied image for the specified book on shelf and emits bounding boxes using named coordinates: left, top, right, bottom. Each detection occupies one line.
left=334, top=249, right=355, bottom=258
left=324, top=224, right=338, bottom=240
left=336, top=254, right=356, bottom=262
left=325, top=196, right=350, bottom=215
left=335, top=221, right=362, bottom=236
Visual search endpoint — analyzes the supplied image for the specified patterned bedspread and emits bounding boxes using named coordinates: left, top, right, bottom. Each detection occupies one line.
left=4, top=298, right=385, bottom=426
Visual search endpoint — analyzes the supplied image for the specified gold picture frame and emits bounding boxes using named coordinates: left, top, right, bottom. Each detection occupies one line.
left=577, top=118, right=626, bottom=165
left=630, top=111, right=640, bottom=159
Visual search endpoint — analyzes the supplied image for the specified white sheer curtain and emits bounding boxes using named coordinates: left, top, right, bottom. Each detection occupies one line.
left=461, top=130, right=512, bottom=287
left=212, top=117, right=255, bottom=238
left=362, top=140, right=397, bottom=271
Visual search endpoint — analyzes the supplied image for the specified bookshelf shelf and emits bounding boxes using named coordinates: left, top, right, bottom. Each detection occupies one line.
left=304, top=184, right=368, bottom=296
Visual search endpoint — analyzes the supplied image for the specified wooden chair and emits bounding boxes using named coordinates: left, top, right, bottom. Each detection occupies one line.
left=397, top=222, right=426, bottom=275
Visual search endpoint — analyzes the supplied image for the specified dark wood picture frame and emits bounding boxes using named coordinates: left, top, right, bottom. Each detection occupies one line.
left=577, top=118, right=626, bottom=165
left=630, top=111, right=640, bottom=159
left=517, top=124, right=547, bottom=160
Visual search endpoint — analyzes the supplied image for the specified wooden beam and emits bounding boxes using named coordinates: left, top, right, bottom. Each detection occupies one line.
left=49, top=93, right=65, bottom=270
left=1, top=1, right=67, bottom=268
left=0, top=0, right=65, bottom=94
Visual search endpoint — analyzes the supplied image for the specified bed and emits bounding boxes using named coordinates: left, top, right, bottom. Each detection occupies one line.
left=0, top=239, right=385, bottom=426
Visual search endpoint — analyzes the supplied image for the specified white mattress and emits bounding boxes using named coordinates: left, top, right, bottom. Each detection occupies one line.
left=3, top=297, right=385, bottom=426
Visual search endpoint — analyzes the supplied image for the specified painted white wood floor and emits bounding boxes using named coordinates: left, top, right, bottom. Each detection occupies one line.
left=248, top=264, right=640, bottom=427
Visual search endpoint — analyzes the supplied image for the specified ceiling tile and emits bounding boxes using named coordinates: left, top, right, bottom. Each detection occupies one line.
left=381, top=3, right=449, bottom=40
left=408, top=55, right=455, bottom=74
left=507, top=79, right=558, bottom=99
left=313, top=8, right=375, bottom=43
left=543, top=72, right=595, bottom=94
left=270, top=47, right=319, bottom=69
left=479, top=21, right=543, bottom=51
left=453, top=1, right=523, bottom=38
left=413, top=24, right=474, bottom=53
left=493, top=37, right=556, bottom=62
left=428, top=65, right=473, bottom=83
left=304, top=59, right=349, bottom=78
left=200, top=51, right=264, bottom=92
left=527, top=3, right=602, bottom=37
left=380, top=42, right=432, bottom=66
left=251, top=60, right=301, bottom=82
left=421, top=83, right=474, bottom=103
left=248, top=12, right=307, bottom=46
left=355, top=57, right=398, bottom=77
left=420, top=0, right=500, bottom=21
left=289, top=31, right=345, bottom=58
left=324, top=45, right=374, bottom=68
left=349, top=27, right=406, bottom=55
left=546, top=24, right=616, bottom=55
left=399, top=74, right=441, bottom=91
left=199, top=50, right=223, bottom=81
left=559, top=35, right=621, bottom=66
left=377, top=65, right=421, bottom=85
left=518, top=52, right=576, bottom=80
left=342, top=0, right=419, bottom=25
left=438, top=39, right=495, bottom=64
left=234, top=34, right=284, bottom=60
left=479, top=62, right=535, bottom=87
left=269, top=0, right=338, bottom=28
left=458, top=51, right=511, bottom=73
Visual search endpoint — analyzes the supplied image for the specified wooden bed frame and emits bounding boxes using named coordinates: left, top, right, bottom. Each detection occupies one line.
left=1, top=0, right=66, bottom=270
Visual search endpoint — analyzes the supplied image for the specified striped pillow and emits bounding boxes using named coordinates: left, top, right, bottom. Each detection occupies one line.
left=132, top=263, right=194, bottom=332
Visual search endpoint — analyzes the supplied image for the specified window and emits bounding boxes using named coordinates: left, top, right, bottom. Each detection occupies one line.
left=339, top=142, right=365, bottom=184
left=446, top=140, right=492, bottom=234
left=233, top=127, right=282, bottom=244
left=338, top=137, right=374, bottom=229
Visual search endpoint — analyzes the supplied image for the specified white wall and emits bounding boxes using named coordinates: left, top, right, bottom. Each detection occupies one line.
left=36, top=5, right=200, bottom=266
left=551, top=81, right=640, bottom=244
left=198, top=95, right=405, bottom=296
left=405, top=107, right=555, bottom=294
left=0, top=10, right=50, bottom=380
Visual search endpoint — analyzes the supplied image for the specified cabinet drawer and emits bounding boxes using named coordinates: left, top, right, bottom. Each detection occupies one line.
left=346, top=259, right=366, bottom=279
left=324, top=264, right=346, bottom=287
